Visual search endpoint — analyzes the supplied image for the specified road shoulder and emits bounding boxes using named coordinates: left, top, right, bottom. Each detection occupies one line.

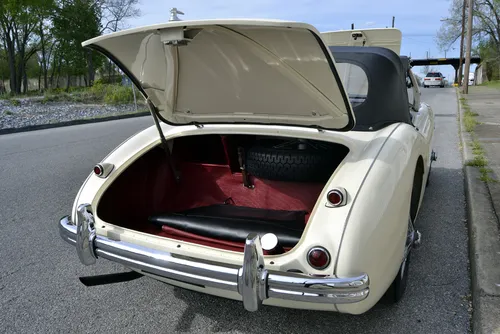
left=0, top=111, right=150, bottom=135
left=457, top=87, right=500, bottom=334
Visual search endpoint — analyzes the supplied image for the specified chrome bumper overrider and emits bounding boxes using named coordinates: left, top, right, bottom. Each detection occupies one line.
left=59, top=204, right=370, bottom=311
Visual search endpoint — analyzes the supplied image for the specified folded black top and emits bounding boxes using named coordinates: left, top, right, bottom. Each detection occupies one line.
left=148, top=205, right=307, bottom=247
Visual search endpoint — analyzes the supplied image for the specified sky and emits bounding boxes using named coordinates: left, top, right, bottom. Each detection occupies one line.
left=125, top=0, right=473, bottom=81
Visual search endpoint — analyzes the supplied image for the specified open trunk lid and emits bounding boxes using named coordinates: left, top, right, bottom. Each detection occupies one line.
left=82, top=20, right=355, bottom=131
left=321, top=28, right=402, bottom=54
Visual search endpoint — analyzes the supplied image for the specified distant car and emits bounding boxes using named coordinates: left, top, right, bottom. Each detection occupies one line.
left=423, top=72, right=445, bottom=88
left=468, top=73, right=475, bottom=86
left=59, top=22, right=437, bottom=315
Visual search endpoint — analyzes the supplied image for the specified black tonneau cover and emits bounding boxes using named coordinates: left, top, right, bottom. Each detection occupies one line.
left=329, top=46, right=412, bottom=131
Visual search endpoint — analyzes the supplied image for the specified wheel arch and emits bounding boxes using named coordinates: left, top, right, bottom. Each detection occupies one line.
left=410, top=155, right=425, bottom=222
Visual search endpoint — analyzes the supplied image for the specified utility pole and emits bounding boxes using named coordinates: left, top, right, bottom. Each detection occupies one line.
left=463, top=0, right=474, bottom=94
left=392, top=16, right=395, bottom=28
left=458, top=0, right=467, bottom=85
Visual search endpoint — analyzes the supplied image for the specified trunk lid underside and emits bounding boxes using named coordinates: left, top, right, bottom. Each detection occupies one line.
left=82, top=20, right=355, bottom=131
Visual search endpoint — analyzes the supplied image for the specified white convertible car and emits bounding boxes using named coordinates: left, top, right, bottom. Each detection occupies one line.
left=59, top=20, right=437, bottom=315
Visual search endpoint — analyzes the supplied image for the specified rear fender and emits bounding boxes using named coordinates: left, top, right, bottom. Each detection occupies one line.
left=334, top=123, right=424, bottom=314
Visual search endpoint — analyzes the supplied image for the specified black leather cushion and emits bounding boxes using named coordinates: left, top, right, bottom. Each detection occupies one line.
left=148, top=205, right=307, bottom=247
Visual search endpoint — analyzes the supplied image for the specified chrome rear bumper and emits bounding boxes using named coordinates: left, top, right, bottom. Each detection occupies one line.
left=59, top=204, right=370, bottom=311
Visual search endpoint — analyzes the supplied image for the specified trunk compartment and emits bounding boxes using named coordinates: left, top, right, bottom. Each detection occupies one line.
left=96, top=134, right=349, bottom=253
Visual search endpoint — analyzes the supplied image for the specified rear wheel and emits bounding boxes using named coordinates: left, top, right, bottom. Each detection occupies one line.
left=384, top=216, right=418, bottom=303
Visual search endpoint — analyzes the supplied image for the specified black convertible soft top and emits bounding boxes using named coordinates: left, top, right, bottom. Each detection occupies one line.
left=329, top=46, right=412, bottom=131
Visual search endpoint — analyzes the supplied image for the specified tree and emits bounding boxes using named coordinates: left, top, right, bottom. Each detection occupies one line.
left=0, top=0, right=54, bottom=93
left=0, top=48, right=9, bottom=92
left=98, top=0, right=140, bottom=34
left=96, top=0, right=140, bottom=81
left=52, top=0, right=103, bottom=88
left=437, top=0, right=500, bottom=80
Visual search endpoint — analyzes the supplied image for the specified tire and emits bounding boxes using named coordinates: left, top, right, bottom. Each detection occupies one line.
left=426, top=165, right=431, bottom=187
left=385, top=245, right=412, bottom=303
left=245, top=145, right=338, bottom=182
left=383, top=169, right=421, bottom=304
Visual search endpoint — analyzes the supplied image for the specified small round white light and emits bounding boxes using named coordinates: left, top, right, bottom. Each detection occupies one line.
left=261, top=233, right=279, bottom=251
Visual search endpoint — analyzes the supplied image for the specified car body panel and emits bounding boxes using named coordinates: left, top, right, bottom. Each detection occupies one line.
left=321, top=28, right=402, bottom=54
left=82, top=19, right=355, bottom=131
left=73, top=123, right=396, bottom=272
left=61, top=25, right=435, bottom=315
left=69, top=94, right=434, bottom=314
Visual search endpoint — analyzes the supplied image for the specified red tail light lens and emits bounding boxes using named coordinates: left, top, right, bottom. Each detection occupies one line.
left=327, top=190, right=343, bottom=206
left=307, top=247, right=331, bottom=270
left=94, top=164, right=103, bottom=176
left=327, top=188, right=347, bottom=207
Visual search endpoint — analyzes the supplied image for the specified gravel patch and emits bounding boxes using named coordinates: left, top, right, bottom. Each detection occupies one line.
left=0, top=97, right=144, bottom=130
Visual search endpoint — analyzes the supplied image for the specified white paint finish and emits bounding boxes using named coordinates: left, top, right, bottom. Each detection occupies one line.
left=83, top=20, right=355, bottom=130
left=74, top=122, right=393, bottom=274
left=69, top=26, right=435, bottom=312
left=71, top=96, right=434, bottom=314
left=320, top=28, right=402, bottom=54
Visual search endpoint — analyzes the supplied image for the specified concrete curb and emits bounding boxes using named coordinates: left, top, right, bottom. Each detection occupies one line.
left=0, top=111, right=150, bottom=136
left=456, top=88, right=500, bottom=334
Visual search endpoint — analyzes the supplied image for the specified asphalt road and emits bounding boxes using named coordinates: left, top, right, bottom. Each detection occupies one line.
left=0, top=87, right=470, bottom=334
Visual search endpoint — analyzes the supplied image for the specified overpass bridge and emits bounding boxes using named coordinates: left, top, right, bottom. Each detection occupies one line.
left=410, top=57, right=481, bottom=84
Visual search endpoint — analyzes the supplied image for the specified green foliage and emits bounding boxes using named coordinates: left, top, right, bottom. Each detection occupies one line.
left=103, top=84, right=135, bottom=104
left=0, top=49, right=9, bottom=79
left=0, top=0, right=56, bottom=93
left=41, top=83, right=136, bottom=105
left=461, top=98, right=479, bottom=132
left=0, top=0, right=141, bottom=92
left=437, top=0, right=500, bottom=71
left=25, top=55, right=41, bottom=78
left=52, top=0, right=102, bottom=78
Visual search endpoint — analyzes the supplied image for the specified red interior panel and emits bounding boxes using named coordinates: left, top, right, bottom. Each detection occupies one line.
left=97, top=135, right=329, bottom=253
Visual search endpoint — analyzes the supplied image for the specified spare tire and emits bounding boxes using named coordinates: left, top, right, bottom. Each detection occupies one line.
left=245, top=145, right=339, bottom=182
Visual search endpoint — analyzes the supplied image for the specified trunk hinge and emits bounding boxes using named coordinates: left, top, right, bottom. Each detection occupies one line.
left=237, top=147, right=254, bottom=189
left=146, top=98, right=181, bottom=183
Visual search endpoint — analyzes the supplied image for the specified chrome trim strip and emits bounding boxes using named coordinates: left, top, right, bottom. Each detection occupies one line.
left=59, top=216, right=77, bottom=245
left=59, top=214, right=370, bottom=311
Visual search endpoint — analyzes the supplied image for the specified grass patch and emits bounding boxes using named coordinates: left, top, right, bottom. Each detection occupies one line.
left=39, top=83, right=140, bottom=105
left=3, top=110, right=13, bottom=115
left=466, top=155, right=487, bottom=167
left=459, top=94, right=498, bottom=182
left=10, top=99, right=20, bottom=106
left=480, top=80, right=500, bottom=89
left=471, top=140, right=484, bottom=155
left=463, top=110, right=478, bottom=132
left=459, top=95, right=479, bottom=132
left=479, top=167, right=498, bottom=182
